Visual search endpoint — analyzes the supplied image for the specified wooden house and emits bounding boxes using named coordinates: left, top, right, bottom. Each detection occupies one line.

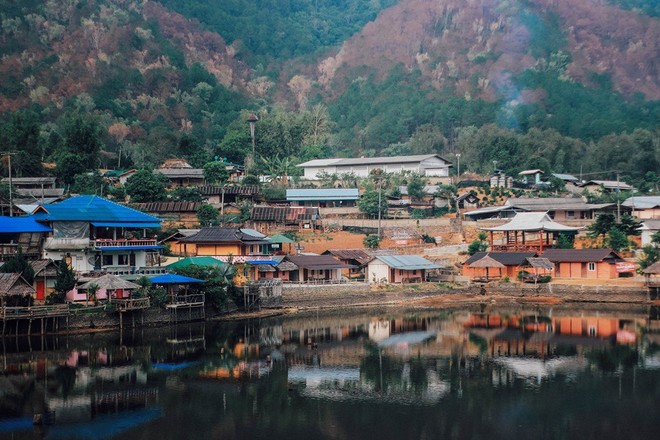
left=540, top=249, right=632, bottom=279
left=0, top=273, right=36, bottom=306
left=462, top=252, right=537, bottom=281
left=623, top=196, right=660, bottom=220
left=366, top=255, right=441, bottom=284
left=0, top=216, right=52, bottom=261
left=322, top=249, right=373, bottom=280
left=200, top=185, right=260, bottom=205
left=281, top=255, right=353, bottom=284
left=30, top=259, right=60, bottom=302
left=250, top=206, right=321, bottom=232
left=177, top=227, right=272, bottom=258
left=133, top=201, right=202, bottom=228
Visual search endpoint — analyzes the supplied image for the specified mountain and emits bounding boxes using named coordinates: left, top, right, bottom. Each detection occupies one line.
left=0, top=0, right=657, bottom=184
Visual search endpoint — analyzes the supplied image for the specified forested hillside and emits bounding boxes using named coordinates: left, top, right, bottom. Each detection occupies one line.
left=0, top=0, right=658, bottom=192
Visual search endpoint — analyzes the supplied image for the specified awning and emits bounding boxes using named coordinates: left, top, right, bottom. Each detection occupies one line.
left=91, top=222, right=162, bottom=228
left=96, top=245, right=162, bottom=251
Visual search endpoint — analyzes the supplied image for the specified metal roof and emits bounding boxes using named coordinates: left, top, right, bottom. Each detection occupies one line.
left=623, top=196, right=660, bottom=209
left=286, top=188, right=359, bottom=201
left=166, top=256, right=227, bottom=269
left=541, top=249, right=623, bottom=263
left=154, top=168, right=204, bottom=178
left=323, top=249, right=373, bottom=265
left=36, top=196, right=162, bottom=224
left=178, top=227, right=269, bottom=244
left=297, top=154, right=452, bottom=168
left=199, top=185, right=259, bottom=196
left=582, top=180, right=634, bottom=190
left=480, top=212, right=581, bottom=232
left=370, top=255, right=441, bottom=270
left=0, top=216, right=52, bottom=233
left=251, top=206, right=319, bottom=222
left=551, top=173, right=579, bottom=181
left=133, top=201, right=201, bottom=213
left=524, top=257, right=555, bottom=270
left=640, top=219, right=660, bottom=230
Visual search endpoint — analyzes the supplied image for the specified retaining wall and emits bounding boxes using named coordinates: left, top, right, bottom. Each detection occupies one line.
left=475, top=282, right=649, bottom=303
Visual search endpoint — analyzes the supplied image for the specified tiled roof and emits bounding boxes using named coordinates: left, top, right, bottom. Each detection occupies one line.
left=251, top=206, right=320, bottom=222
left=36, top=196, right=162, bottom=224
left=199, top=185, right=259, bottom=196
left=464, top=252, right=537, bottom=266
left=370, top=255, right=442, bottom=270
left=133, top=201, right=201, bottom=213
left=541, top=249, right=623, bottom=263
left=178, top=227, right=269, bottom=244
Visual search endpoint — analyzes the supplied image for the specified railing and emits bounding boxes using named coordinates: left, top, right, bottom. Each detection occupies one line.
left=167, top=294, right=205, bottom=307
left=1, top=304, right=70, bottom=320
left=491, top=244, right=551, bottom=251
left=0, top=244, right=40, bottom=258
left=93, top=238, right=158, bottom=248
left=112, top=297, right=150, bottom=311
left=283, top=278, right=349, bottom=285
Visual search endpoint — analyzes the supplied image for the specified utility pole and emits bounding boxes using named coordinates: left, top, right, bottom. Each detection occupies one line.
left=377, top=179, right=382, bottom=238
left=455, top=153, right=461, bottom=184
left=1, top=152, right=15, bottom=217
left=616, top=171, right=621, bottom=223
left=247, top=113, right=258, bottom=175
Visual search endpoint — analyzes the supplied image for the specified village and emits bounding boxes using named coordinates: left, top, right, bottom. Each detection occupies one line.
left=1, top=153, right=660, bottom=336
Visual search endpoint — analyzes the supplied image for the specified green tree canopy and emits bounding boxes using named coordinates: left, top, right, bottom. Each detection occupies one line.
left=125, top=169, right=167, bottom=203
left=203, top=161, right=230, bottom=184
left=197, top=204, right=219, bottom=226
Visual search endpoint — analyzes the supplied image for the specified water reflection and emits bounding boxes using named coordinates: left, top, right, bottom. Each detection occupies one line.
left=2, top=305, right=660, bottom=439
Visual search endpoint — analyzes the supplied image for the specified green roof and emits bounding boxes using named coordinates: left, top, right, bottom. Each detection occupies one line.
left=166, top=257, right=226, bottom=269
left=269, top=234, right=295, bottom=244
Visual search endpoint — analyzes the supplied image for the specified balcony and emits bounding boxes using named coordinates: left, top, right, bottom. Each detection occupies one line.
left=93, top=238, right=158, bottom=249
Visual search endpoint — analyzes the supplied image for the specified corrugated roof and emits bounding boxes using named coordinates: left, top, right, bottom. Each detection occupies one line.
left=0, top=216, right=52, bottom=233
left=541, top=249, right=623, bottom=263
left=285, top=255, right=353, bottom=270
left=480, top=212, right=581, bottom=232
left=286, top=188, right=359, bottom=201
left=623, top=196, right=660, bottom=209
left=297, top=154, right=452, bottom=168
left=582, top=180, right=634, bottom=190
left=640, top=219, right=660, bottom=230
left=371, top=255, right=441, bottom=270
left=251, top=206, right=319, bottom=222
left=37, top=196, right=162, bottom=224
left=199, top=185, right=259, bottom=196
left=133, top=201, right=201, bottom=212
left=551, top=173, right=579, bottom=181
left=525, top=257, right=555, bottom=270
left=323, top=249, right=373, bottom=265
left=155, top=168, right=204, bottom=178
left=464, top=252, right=536, bottom=266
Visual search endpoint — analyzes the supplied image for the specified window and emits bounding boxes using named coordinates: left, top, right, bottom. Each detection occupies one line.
left=102, top=255, right=113, bottom=266
left=117, top=254, right=129, bottom=265
left=412, top=270, right=417, bottom=275
left=588, top=262, right=596, bottom=271
left=566, top=211, right=575, bottom=219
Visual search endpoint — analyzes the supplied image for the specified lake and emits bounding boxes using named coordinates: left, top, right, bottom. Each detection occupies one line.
left=1, top=304, right=660, bottom=439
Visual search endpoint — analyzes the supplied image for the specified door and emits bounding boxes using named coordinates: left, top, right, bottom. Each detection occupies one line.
left=36, top=280, right=45, bottom=301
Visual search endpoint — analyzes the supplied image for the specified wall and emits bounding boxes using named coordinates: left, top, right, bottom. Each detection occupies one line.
left=479, top=283, right=648, bottom=302
left=367, top=262, right=390, bottom=283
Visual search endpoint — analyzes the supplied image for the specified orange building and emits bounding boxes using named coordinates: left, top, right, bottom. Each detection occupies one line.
left=540, top=249, right=633, bottom=279
left=462, top=252, right=537, bottom=280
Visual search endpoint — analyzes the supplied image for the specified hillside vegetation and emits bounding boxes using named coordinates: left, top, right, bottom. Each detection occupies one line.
left=0, top=0, right=657, bottom=191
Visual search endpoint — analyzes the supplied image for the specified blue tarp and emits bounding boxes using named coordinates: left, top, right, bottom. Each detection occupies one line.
left=37, top=195, right=162, bottom=224
left=0, top=417, right=33, bottom=434
left=91, top=222, right=162, bottom=228
left=46, top=407, right=162, bottom=440
left=246, top=260, right=280, bottom=265
left=149, top=274, right=204, bottom=284
left=95, top=245, right=162, bottom=251
left=152, top=361, right=199, bottom=371
left=0, top=216, right=51, bottom=233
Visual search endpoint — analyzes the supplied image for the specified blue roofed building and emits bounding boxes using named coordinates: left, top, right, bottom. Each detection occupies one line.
left=286, top=188, right=359, bottom=208
left=35, top=195, right=162, bottom=273
left=0, top=216, right=52, bottom=261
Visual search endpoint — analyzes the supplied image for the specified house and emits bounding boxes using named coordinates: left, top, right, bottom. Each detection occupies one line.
left=456, top=192, right=480, bottom=211
left=366, top=255, right=441, bottom=284
left=322, top=249, right=373, bottom=280
left=0, top=272, right=35, bottom=306
left=462, top=252, right=537, bottom=281
left=30, top=259, right=60, bottom=302
left=551, top=173, right=580, bottom=184
left=490, top=171, right=513, bottom=188
left=639, top=219, right=660, bottom=246
left=36, top=195, right=162, bottom=273
left=623, top=196, right=660, bottom=219
left=177, top=227, right=272, bottom=259
left=579, top=180, right=635, bottom=194
left=480, top=212, right=581, bottom=251
left=463, top=197, right=621, bottom=221
left=132, top=201, right=202, bottom=228
left=160, top=229, right=200, bottom=256
left=297, top=154, right=452, bottom=180
left=286, top=188, right=359, bottom=207
left=282, top=255, right=353, bottom=283
left=1, top=177, right=64, bottom=200
left=250, top=206, right=320, bottom=232
left=518, top=169, right=543, bottom=185
left=200, top=185, right=260, bottom=205
left=155, top=168, right=205, bottom=187
left=0, top=216, right=52, bottom=261
left=540, top=249, right=633, bottom=279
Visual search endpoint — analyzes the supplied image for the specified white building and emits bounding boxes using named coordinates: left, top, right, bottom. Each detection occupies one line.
left=297, top=154, right=452, bottom=180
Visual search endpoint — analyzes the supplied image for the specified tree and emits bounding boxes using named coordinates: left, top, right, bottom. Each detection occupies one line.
left=56, top=153, right=86, bottom=186
left=49, top=261, right=75, bottom=304
left=197, top=204, right=219, bottom=226
left=71, top=172, right=108, bottom=195
left=203, top=161, right=230, bottom=184
left=467, top=232, right=489, bottom=255
left=406, top=173, right=427, bottom=202
left=0, top=248, right=34, bottom=284
left=606, top=228, right=629, bottom=252
left=172, top=264, right=236, bottom=310
left=125, top=169, right=167, bottom=203
left=638, top=232, right=660, bottom=272
left=364, top=235, right=382, bottom=249
left=587, top=214, right=617, bottom=239
left=556, top=233, right=575, bottom=249
left=617, top=214, right=642, bottom=236
left=358, top=184, right=387, bottom=218
left=241, top=175, right=260, bottom=186
left=169, top=186, right=203, bottom=202
left=61, top=114, right=104, bottom=169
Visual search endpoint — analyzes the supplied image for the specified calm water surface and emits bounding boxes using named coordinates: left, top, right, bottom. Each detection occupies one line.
left=1, top=304, right=660, bottom=440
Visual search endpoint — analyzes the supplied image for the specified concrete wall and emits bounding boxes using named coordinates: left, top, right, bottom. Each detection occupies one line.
left=477, top=283, right=648, bottom=303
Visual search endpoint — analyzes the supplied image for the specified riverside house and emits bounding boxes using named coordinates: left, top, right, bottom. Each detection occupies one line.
left=540, top=249, right=633, bottom=279
left=366, top=255, right=441, bottom=284
left=35, top=195, right=162, bottom=273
